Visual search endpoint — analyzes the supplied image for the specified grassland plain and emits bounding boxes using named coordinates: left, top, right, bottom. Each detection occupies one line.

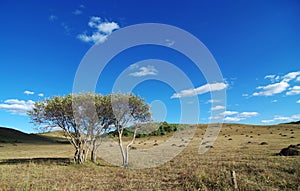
left=0, top=124, right=299, bottom=190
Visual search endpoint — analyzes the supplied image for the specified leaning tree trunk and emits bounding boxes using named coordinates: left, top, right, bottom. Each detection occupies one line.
left=125, top=128, right=138, bottom=167
left=91, top=140, right=98, bottom=163
left=118, top=134, right=127, bottom=167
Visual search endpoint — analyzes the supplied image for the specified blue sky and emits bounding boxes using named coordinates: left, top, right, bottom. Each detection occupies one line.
left=0, top=0, right=299, bottom=133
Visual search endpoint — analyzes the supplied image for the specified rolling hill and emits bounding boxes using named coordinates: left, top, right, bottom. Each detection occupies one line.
left=0, top=127, right=58, bottom=143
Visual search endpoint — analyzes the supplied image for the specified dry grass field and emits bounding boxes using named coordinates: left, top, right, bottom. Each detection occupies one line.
left=0, top=124, right=299, bottom=190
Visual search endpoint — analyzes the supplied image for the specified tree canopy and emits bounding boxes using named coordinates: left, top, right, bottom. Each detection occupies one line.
left=28, top=93, right=151, bottom=165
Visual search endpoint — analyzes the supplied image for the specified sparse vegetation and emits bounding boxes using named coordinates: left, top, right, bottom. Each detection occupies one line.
left=0, top=123, right=299, bottom=190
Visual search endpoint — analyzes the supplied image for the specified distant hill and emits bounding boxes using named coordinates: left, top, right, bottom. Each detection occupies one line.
left=282, top=120, right=300, bottom=125
left=0, top=127, right=59, bottom=143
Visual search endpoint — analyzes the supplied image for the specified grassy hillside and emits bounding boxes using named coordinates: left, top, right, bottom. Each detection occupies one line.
left=0, top=127, right=55, bottom=143
left=0, top=124, right=299, bottom=190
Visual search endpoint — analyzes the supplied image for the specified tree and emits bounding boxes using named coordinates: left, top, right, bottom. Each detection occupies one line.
left=28, top=93, right=114, bottom=164
left=28, top=95, right=86, bottom=164
left=72, top=93, right=114, bottom=163
left=110, top=94, right=151, bottom=167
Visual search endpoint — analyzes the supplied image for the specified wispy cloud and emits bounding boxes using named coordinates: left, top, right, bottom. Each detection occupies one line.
left=252, top=81, right=289, bottom=96
left=286, top=86, right=300, bottom=95
left=221, top=111, right=238, bottom=116
left=49, top=14, right=58, bottom=22
left=211, top=105, right=225, bottom=111
left=207, top=99, right=220, bottom=103
left=73, top=9, right=83, bottom=15
left=262, top=114, right=300, bottom=123
left=77, top=16, right=120, bottom=45
left=72, top=4, right=85, bottom=15
left=282, top=71, right=300, bottom=82
left=264, top=74, right=280, bottom=83
left=171, top=82, right=227, bottom=99
left=38, top=93, right=44, bottom=97
left=0, top=99, right=35, bottom=115
left=224, top=116, right=245, bottom=122
left=224, top=111, right=258, bottom=122
left=61, top=23, right=71, bottom=35
left=240, top=112, right=259, bottom=118
left=210, top=110, right=258, bottom=122
left=24, top=90, right=34, bottom=95
left=129, top=65, right=158, bottom=77
left=297, top=100, right=300, bottom=104
left=252, top=70, right=300, bottom=97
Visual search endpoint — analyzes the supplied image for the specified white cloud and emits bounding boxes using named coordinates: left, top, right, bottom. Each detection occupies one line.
left=78, top=32, right=107, bottom=44
left=261, top=119, right=274, bottom=123
left=97, top=22, right=119, bottom=34
left=221, top=111, right=238, bottom=116
left=88, top=16, right=101, bottom=27
left=129, top=65, right=158, bottom=77
left=224, top=116, right=244, bottom=122
left=171, top=82, right=228, bottom=98
left=0, top=99, right=35, bottom=115
left=49, top=14, right=58, bottom=22
left=242, top=94, right=248, bottom=97
left=207, top=99, right=220, bottom=103
left=210, top=110, right=258, bottom=122
left=264, top=74, right=276, bottom=79
left=282, top=71, right=300, bottom=82
left=286, top=86, right=300, bottom=95
left=240, top=112, right=259, bottom=117
left=273, top=116, right=290, bottom=121
left=252, top=81, right=289, bottom=96
left=252, top=70, right=300, bottom=97
left=262, top=114, right=300, bottom=123
left=211, top=105, right=225, bottom=111
left=77, top=16, right=120, bottom=45
left=38, top=93, right=44, bottom=97
left=264, top=74, right=280, bottom=83
left=297, top=100, right=300, bottom=104
left=24, top=90, right=34, bottom=95
left=271, top=99, right=278, bottom=103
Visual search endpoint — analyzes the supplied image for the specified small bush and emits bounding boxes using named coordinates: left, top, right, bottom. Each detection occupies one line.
left=279, top=145, right=300, bottom=156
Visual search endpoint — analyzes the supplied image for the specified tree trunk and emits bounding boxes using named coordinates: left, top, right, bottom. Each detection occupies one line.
left=118, top=134, right=126, bottom=167
left=91, top=140, right=97, bottom=163
left=125, top=128, right=138, bottom=167
left=74, top=146, right=85, bottom=164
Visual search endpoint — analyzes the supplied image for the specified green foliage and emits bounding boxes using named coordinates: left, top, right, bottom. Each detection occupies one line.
left=148, top=122, right=178, bottom=136
left=110, top=121, right=179, bottom=138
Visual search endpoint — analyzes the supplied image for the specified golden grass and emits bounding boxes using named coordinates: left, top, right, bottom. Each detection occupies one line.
left=0, top=124, right=299, bottom=190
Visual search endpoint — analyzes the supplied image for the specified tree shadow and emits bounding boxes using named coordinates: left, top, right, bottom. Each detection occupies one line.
left=0, top=157, right=72, bottom=166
